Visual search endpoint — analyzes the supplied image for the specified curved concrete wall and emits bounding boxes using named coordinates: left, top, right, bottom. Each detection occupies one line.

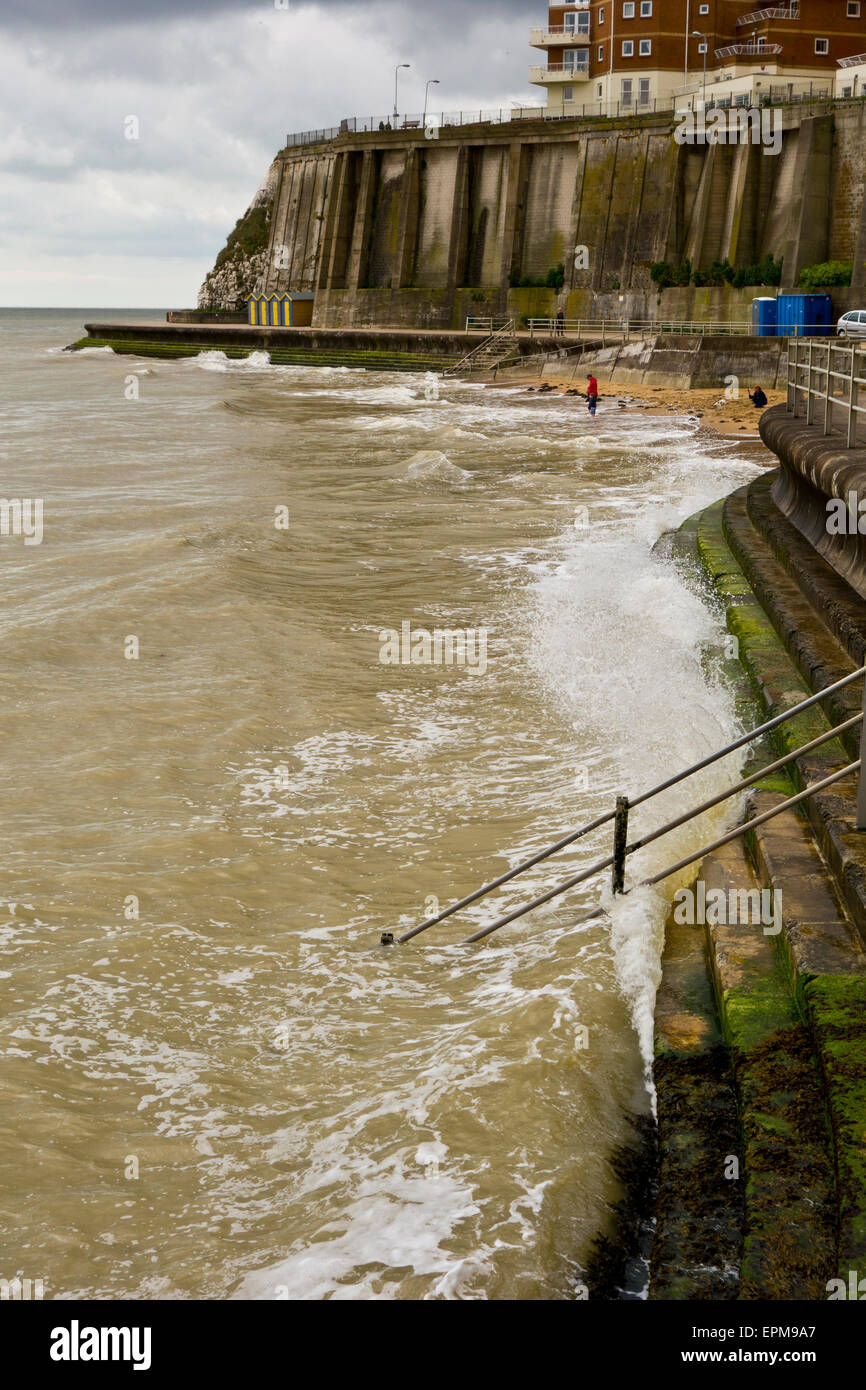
left=760, top=404, right=866, bottom=599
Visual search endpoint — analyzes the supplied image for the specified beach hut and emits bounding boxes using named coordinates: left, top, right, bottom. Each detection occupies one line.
left=285, top=291, right=314, bottom=326
left=246, top=292, right=313, bottom=326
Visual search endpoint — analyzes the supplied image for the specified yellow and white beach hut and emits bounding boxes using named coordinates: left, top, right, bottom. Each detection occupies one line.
left=246, top=292, right=314, bottom=326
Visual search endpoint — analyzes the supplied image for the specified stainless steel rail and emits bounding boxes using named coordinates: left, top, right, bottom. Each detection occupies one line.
left=462, top=759, right=860, bottom=944
left=387, top=663, right=866, bottom=946
left=787, top=339, right=866, bottom=447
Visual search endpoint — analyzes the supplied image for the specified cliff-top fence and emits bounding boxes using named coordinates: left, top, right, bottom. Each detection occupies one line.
left=284, top=86, right=843, bottom=148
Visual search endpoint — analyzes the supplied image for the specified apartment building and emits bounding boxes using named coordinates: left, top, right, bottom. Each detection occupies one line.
left=529, top=1, right=866, bottom=116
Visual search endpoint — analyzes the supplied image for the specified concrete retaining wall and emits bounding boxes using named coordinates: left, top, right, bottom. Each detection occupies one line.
left=198, top=102, right=866, bottom=328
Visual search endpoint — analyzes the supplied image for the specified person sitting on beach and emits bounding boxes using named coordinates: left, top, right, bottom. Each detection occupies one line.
left=585, top=374, right=599, bottom=417
left=749, top=385, right=768, bottom=408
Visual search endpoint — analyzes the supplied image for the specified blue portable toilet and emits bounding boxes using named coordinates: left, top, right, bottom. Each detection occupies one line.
left=776, top=293, right=833, bottom=337
left=752, top=297, right=778, bottom=337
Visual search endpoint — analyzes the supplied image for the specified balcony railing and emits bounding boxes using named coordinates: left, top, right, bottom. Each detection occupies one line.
left=715, top=42, right=783, bottom=58
left=530, top=62, right=591, bottom=83
left=737, top=4, right=799, bottom=22
left=530, top=24, right=591, bottom=46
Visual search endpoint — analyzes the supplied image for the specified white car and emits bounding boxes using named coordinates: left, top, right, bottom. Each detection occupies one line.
left=837, top=311, right=866, bottom=337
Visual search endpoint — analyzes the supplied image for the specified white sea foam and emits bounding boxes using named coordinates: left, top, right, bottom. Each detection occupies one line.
left=403, top=450, right=472, bottom=483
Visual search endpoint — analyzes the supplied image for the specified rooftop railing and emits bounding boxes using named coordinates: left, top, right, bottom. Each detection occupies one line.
left=716, top=42, right=784, bottom=57
left=530, top=24, right=591, bottom=42
left=737, top=5, right=800, bottom=22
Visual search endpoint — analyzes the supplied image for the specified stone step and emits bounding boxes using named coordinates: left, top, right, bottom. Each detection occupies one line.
left=699, top=837, right=837, bottom=1300
left=690, top=487, right=866, bottom=1286
left=709, top=491, right=866, bottom=944
left=650, top=898, right=742, bottom=1300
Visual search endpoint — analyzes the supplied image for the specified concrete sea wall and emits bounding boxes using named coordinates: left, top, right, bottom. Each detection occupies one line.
left=200, top=102, right=866, bottom=329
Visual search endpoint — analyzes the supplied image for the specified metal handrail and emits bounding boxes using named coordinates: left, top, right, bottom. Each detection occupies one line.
left=462, top=759, right=860, bottom=944
left=788, top=339, right=866, bottom=447
left=392, top=663, right=866, bottom=945
left=447, top=320, right=518, bottom=375
left=527, top=317, right=753, bottom=339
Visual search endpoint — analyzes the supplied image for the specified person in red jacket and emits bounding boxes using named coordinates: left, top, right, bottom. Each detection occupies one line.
left=585, top=373, right=599, bottom=416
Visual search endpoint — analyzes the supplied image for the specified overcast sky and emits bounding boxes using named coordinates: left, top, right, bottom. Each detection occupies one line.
left=0, top=0, right=537, bottom=306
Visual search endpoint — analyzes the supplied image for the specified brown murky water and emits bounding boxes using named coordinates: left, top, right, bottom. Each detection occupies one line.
left=0, top=310, right=764, bottom=1299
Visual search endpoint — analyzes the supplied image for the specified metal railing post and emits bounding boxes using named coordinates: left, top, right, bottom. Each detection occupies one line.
left=859, top=673, right=866, bottom=830
left=806, top=340, right=814, bottom=425
left=824, top=342, right=832, bottom=435
left=849, top=345, right=859, bottom=448
left=612, top=796, right=629, bottom=895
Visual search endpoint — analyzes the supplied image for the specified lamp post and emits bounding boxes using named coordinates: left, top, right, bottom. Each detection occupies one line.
left=692, top=30, right=708, bottom=109
left=394, top=63, right=410, bottom=118
left=684, top=0, right=691, bottom=89
left=423, top=78, right=440, bottom=127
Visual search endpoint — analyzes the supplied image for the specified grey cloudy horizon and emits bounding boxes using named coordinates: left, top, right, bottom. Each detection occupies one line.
left=0, top=0, right=537, bottom=305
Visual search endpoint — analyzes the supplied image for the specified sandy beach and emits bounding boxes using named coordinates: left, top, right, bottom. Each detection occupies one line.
left=516, top=380, right=786, bottom=440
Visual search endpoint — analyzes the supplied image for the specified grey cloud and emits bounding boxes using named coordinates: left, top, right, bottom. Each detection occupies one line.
left=1, top=0, right=531, bottom=28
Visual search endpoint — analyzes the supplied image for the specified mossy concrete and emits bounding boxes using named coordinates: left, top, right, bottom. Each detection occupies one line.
left=681, top=483, right=866, bottom=1293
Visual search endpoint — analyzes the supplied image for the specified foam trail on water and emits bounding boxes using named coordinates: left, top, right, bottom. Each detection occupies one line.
left=525, top=479, right=745, bottom=1080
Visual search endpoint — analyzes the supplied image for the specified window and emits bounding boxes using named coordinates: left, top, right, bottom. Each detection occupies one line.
left=577, top=11, right=590, bottom=32
left=639, top=39, right=652, bottom=55
left=815, top=38, right=829, bottom=54
left=623, top=2, right=635, bottom=17
left=598, top=44, right=604, bottom=61
left=621, top=78, right=633, bottom=106
left=843, top=84, right=854, bottom=97
left=640, top=1, right=652, bottom=14
left=698, top=42, right=707, bottom=53
left=848, top=2, right=861, bottom=17
left=699, top=3, right=709, bottom=11
left=599, top=7, right=605, bottom=23
left=639, top=77, right=651, bottom=105
left=735, top=93, right=749, bottom=106
left=563, top=86, right=574, bottom=101
left=622, top=40, right=634, bottom=56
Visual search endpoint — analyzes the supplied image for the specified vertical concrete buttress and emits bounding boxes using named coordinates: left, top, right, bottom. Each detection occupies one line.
left=347, top=150, right=378, bottom=290
left=499, top=143, right=529, bottom=289
left=394, top=148, right=420, bottom=287
left=781, top=116, right=833, bottom=288
left=446, top=146, right=471, bottom=290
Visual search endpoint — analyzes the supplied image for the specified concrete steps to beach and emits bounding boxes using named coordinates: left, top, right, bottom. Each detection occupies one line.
left=647, top=474, right=866, bottom=1300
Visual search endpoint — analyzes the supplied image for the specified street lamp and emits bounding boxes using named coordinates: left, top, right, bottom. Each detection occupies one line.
left=394, top=63, right=410, bottom=118
left=692, top=30, right=708, bottom=109
left=423, top=78, right=440, bottom=127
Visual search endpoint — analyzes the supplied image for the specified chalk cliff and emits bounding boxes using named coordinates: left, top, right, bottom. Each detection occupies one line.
left=198, top=159, right=281, bottom=310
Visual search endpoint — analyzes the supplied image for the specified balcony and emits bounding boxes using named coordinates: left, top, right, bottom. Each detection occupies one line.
left=715, top=42, right=784, bottom=58
left=737, top=4, right=799, bottom=22
left=530, top=24, right=591, bottom=48
left=530, top=61, right=591, bottom=84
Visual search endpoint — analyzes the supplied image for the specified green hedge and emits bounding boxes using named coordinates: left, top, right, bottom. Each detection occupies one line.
left=798, top=260, right=852, bottom=289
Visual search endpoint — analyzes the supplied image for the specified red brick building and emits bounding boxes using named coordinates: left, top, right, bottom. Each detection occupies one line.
left=529, top=1, right=866, bottom=114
